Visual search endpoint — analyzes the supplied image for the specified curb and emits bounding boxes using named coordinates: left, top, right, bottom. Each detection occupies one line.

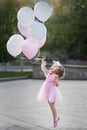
left=0, top=76, right=28, bottom=82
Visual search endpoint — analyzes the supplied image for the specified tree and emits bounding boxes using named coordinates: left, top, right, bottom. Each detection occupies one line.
left=0, top=0, right=19, bottom=62
left=71, top=0, right=87, bottom=60
left=0, top=0, right=87, bottom=62
left=42, top=0, right=87, bottom=61
left=42, top=0, right=74, bottom=62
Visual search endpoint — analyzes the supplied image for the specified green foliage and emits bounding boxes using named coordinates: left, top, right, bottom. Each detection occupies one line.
left=0, top=0, right=19, bottom=62
left=0, top=0, right=87, bottom=63
left=0, top=71, right=32, bottom=78
left=72, top=0, right=87, bottom=59
left=42, top=0, right=87, bottom=61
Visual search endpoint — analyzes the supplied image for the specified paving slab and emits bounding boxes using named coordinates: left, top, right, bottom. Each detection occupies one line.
left=0, top=80, right=87, bottom=130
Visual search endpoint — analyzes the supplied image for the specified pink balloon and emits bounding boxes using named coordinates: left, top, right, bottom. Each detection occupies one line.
left=18, top=23, right=30, bottom=38
left=37, top=35, right=46, bottom=48
left=22, top=38, right=38, bottom=59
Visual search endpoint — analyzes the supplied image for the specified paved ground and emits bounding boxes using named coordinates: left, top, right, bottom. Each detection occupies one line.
left=0, top=79, right=87, bottom=130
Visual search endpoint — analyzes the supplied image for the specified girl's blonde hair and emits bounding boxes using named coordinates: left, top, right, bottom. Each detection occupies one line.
left=53, top=60, right=65, bottom=79
left=57, top=66, right=65, bottom=79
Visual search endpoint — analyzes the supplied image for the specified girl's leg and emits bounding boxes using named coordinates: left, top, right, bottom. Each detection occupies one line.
left=48, top=101, right=59, bottom=127
left=48, top=101, right=57, bottom=119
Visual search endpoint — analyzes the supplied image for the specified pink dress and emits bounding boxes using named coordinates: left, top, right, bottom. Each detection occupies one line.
left=37, top=72, right=63, bottom=103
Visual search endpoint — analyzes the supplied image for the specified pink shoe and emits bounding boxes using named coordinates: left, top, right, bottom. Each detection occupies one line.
left=54, top=116, right=60, bottom=127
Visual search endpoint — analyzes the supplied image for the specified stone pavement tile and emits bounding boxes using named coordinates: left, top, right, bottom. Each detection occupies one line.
left=54, top=128, right=87, bottom=130
left=0, top=126, right=86, bottom=130
left=0, top=125, right=32, bottom=130
left=0, top=80, right=87, bottom=130
left=0, top=121, right=13, bottom=130
left=0, top=125, right=51, bottom=130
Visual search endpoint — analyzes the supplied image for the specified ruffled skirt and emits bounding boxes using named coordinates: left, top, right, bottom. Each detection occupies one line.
left=37, top=82, right=63, bottom=103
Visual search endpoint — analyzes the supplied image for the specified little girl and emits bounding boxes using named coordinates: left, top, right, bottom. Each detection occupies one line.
left=37, top=56, right=65, bottom=127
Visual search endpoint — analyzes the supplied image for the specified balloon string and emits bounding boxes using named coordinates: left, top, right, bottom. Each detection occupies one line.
left=37, top=48, right=40, bottom=58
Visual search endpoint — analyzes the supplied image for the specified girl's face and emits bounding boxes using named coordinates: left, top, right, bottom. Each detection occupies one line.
left=50, top=63, right=59, bottom=73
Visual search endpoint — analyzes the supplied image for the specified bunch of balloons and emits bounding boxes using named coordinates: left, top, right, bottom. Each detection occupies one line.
left=6, top=1, right=53, bottom=59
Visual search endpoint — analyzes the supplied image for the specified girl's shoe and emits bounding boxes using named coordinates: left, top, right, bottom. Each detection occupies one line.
left=54, top=116, right=60, bottom=127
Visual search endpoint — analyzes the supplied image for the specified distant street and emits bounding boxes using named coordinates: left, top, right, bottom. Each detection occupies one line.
left=0, top=80, right=87, bottom=130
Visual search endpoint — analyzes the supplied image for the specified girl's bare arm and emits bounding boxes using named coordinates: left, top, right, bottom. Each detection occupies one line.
left=54, top=75, right=59, bottom=87
left=41, top=56, right=49, bottom=76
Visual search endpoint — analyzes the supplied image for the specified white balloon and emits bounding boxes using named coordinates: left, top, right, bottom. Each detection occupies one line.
left=17, top=7, right=35, bottom=27
left=34, top=1, right=53, bottom=22
left=17, top=22, right=30, bottom=38
left=29, top=21, right=47, bottom=40
left=6, top=34, right=24, bottom=57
